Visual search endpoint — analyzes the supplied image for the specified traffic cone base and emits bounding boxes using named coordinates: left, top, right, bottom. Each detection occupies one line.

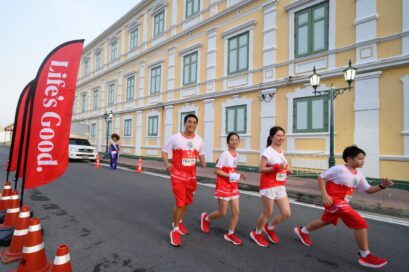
left=0, top=206, right=31, bottom=264
left=0, top=247, right=22, bottom=264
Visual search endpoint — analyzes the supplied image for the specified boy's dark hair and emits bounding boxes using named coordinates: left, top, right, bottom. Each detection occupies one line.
left=111, top=133, right=120, bottom=141
left=184, top=113, right=198, bottom=125
left=226, top=132, right=240, bottom=143
left=342, top=145, right=366, bottom=162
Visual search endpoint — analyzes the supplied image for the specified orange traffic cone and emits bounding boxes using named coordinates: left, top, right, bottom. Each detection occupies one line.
left=0, top=191, right=20, bottom=229
left=0, top=181, right=12, bottom=211
left=3, top=160, right=9, bottom=171
left=0, top=205, right=31, bottom=263
left=95, top=154, right=101, bottom=169
left=12, top=218, right=52, bottom=272
left=135, top=158, right=142, bottom=173
left=52, top=244, right=72, bottom=272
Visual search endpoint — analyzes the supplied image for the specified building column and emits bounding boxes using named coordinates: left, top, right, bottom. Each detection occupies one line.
left=354, top=71, right=382, bottom=178
left=104, top=40, right=109, bottom=67
left=355, top=0, right=378, bottom=64
left=135, top=110, right=142, bottom=156
left=259, top=89, right=276, bottom=153
left=139, top=61, right=145, bottom=107
left=170, top=0, right=177, bottom=36
left=401, top=75, right=409, bottom=156
left=263, top=1, right=277, bottom=82
left=98, top=119, right=103, bottom=152
left=403, top=0, right=409, bottom=55
left=116, top=71, right=123, bottom=112
left=121, top=28, right=126, bottom=61
left=204, top=99, right=215, bottom=163
left=164, top=106, right=173, bottom=145
left=167, top=47, right=175, bottom=100
left=142, top=12, right=148, bottom=49
left=206, top=28, right=217, bottom=93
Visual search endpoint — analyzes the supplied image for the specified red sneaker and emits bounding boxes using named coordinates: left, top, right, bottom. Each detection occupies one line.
left=201, top=212, right=210, bottom=234
left=358, top=253, right=388, bottom=268
left=178, top=222, right=189, bottom=235
left=170, top=230, right=182, bottom=247
left=250, top=230, right=269, bottom=247
left=263, top=224, right=280, bottom=244
left=294, top=226, right=312, bottom=247
left=224, top=233, right=243, bottom=246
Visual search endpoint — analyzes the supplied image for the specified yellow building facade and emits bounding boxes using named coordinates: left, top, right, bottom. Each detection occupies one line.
left=73, top=0, right=409, bottom=181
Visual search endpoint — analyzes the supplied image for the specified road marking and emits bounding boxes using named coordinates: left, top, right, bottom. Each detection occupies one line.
left=101, top=164, right=409, bottom=227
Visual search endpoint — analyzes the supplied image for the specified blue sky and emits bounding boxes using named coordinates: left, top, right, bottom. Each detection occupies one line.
left=0, top=0, right=141, bottom=127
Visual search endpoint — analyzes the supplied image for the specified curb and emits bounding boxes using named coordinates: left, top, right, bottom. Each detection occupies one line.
left=103, top=160, right=409, bottom=219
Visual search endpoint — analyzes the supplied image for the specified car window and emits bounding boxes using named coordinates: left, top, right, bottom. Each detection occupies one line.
left=69, top=138, right=92, bottom=146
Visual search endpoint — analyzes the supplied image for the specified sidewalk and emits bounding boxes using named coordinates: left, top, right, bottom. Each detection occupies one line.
left=102, top=156, right=409, bottom=219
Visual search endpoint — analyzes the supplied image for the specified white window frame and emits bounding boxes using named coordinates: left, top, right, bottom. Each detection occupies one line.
left=153, top=10, right=165, bottom=37
left=146, top=111, right=161, bottom=138
left=90, top=123, right=96, bottom=138
left=95, top=50, right=102, bottom=71
left=126, top=74, right=136, bottom=101
left=129, top=27, right=139, bottom=51
left=93, top=89, right=99, bottom=110
left=83, top=58, right=89, bottom=77
left=124, top=118, right=133, bottom=137
left=81, top=93, right=86, bottom=113
left=185, top=0, right=201, bottom=19
left=107, top=83, right=115, bottom=106
left=221, top=96, right=252, bottom=149
left=149, top=65, right=162, bottom=95
left=110, top=39, right=118, bottom=62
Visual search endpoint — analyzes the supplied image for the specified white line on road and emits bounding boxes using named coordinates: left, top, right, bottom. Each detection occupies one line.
left=102, top=164, right=409, bottom=227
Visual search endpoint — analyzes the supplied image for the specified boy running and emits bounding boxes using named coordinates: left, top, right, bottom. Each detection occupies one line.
left=162, top=114, right=206, bottom=247
left=294, top=145, right=393, bottom=268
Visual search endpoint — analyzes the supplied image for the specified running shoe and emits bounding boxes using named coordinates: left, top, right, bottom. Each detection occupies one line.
left=358, top=253, right=388, bottom=268
left=201, top=212, right=210, bottom=234
left=250, top=230, right=269, bottom=247
left=294, top=226, right=312, bottom=247
left=263, top=224, right=280, bottom=244
left=224, top=233, right=243, bottom=246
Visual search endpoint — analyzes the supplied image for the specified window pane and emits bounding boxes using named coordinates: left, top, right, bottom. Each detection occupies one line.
left=191, top=62, right=197, bottom=83
left=313, top=20, right=325, bottom=51
left=229, top=49, right=237, bottom=73
left=184, top=65, right=190, bottom=85
left=187, top=1, right=192, bottom=17
left=191, top=53, right=197, bottom=63
left=314, top=6, right=325, bottom=20
left=238, top=47, right=248, bottom=71
left=236, top=107, right=246, bottom=132
left=296, top=101, right=308, bottom=130
left=298, top=12, right=308, bottom=25
left=229, top=38, right=237, bottom=50
left=194, top=0, right=200, bottom=13
left=226, top=108, right=235, bottom=132
left=312, top=99, right=324, bottom=129
left=239, top=34, right=248, bottom=47
left=297, top=25, right=309, bottom=55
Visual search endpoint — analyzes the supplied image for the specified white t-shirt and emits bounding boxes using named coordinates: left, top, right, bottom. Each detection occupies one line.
left=320, top=165, right=370, bottom=191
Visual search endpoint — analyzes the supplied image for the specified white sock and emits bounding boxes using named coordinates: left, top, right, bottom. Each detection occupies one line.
left=179, top=220, right=183, bottom=224
left=255, top=228, right=262, bottom=234
left=267, top=222, right=275, bottom=230
left=228, top=229, right=234, bottom=235
left=205, top=216, right=211, bottom=222
left=301, top=226, right=309, bottom=234
left=360, top=250, right=370, bottom=258
left=173, top=226, right=180, bottom=232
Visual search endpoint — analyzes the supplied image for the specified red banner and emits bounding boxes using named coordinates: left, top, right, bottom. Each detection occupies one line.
left=8, top=82, right=31, bottom=174
left=23, top=40, right=84, bottom=189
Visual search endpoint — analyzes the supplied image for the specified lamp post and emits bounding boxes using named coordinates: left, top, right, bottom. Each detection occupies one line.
left=103, top=110, right=114, bottom=159
left=309, top=60, right=357, bottom=168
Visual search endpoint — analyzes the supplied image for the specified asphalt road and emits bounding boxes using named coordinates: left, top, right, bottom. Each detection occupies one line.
left=0, top=145, right=408, bottom=272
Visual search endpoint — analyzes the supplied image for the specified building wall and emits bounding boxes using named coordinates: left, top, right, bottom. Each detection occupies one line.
left=73, top=0, right=409, bottom=180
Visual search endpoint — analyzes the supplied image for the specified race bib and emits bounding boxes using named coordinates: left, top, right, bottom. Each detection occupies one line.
left=111, top=151, right=117, bottom=155
left=276, top=172, right=287, bottom=182
left=344, top=193, right=352, bottom=203
left=182, top=158, right=196, bottom=166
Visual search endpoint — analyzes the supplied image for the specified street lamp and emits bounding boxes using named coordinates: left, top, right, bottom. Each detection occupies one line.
left=309, top=60, right=357, bottom=168
left=103, top=110, right=114, bottom=159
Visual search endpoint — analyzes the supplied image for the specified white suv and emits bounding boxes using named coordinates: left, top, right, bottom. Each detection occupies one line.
left=69, top=138, right=98, bottom=161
